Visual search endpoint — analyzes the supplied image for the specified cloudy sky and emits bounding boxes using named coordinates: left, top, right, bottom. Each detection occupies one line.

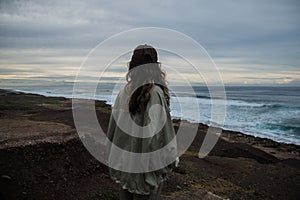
left=0, top=0, right=299, bottom=85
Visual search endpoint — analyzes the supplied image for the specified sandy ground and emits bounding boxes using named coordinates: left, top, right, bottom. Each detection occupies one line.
left=0, top=89, right=299, bottom=200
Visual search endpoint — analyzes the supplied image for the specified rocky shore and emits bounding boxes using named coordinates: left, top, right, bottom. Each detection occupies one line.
left=0, top=89, right=299, bottom=199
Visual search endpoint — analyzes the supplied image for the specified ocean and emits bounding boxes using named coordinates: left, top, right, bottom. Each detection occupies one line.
left=1, top=82, right=300, bottom=145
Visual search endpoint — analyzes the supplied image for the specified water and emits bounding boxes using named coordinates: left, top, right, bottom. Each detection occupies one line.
left=1, top=82, right=300, bottom=145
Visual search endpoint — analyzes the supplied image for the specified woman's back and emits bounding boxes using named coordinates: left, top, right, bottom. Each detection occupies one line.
left=106, top=45, right=178, bottom=199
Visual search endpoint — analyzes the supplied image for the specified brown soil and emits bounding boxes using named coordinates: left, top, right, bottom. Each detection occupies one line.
left=0, top=89, right=299, bottom=200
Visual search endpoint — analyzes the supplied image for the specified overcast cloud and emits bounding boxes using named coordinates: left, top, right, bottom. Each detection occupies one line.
left=0, top=0, right=299, bottom=85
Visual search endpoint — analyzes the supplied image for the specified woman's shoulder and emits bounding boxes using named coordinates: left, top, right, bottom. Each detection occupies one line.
left=150, top=85, right=167, bottom=105
left=151, top=85, right=164, bottom=96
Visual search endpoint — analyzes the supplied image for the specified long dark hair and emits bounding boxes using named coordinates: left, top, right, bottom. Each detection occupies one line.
left=126, top=44, right=170, bottom=115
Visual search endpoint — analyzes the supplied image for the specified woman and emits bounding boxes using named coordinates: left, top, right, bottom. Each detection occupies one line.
left=106, top=44, right=178, bottom=200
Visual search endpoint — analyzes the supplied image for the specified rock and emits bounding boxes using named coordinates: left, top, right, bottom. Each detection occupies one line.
left=204, top=191, right=229, bottom=200
left=176, top=185, right=182, bottom=190
left=291, top=151, right=299, bottom=156
left=1, top=174, right=12, bottom=180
